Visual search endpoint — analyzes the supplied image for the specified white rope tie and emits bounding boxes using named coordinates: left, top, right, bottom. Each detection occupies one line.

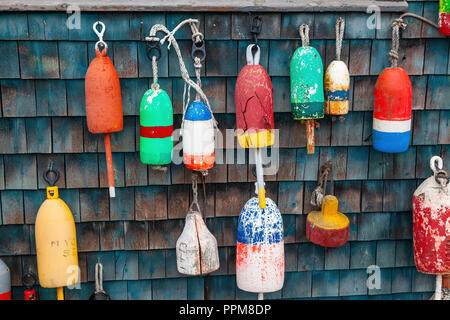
left=335, top=18, right=345, bottom=61
left=151, top=56, right=159, bottom=91
left=194, top=56, right=202, bottom=102
left=95, top=262, right=103, bottom=292
left=299, top=24, right=310, bottom=47
left=389, top=18, right=407, bottom=68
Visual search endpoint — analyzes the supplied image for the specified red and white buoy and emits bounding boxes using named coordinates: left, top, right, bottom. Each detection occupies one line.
left=0, top=259, right=11, bottom=300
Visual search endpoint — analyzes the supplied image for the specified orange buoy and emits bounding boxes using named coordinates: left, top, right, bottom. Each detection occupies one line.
left=85, top=22, right=123, bottom=197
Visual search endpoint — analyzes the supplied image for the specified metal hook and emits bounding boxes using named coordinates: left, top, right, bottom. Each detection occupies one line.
left=250, top=16, right=262, bottom=44
left=191, top=40, right=206, bottom=63
left=430, top=155, right=443, bottom=173
left=93, top=21, right=108, bottom=52
left=146, top=41, right=161, bottom=61
left=43, top=165, right=60, bottom=187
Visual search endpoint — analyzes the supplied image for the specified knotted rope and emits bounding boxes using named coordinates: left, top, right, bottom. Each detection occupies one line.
left=146, top=20, right=218, bottom=136
left=389, top=18, right=407, bottom=68
left=151, top=56, right=159, bottom=91
left=335, top=18, right=345, bottom=61
left=299, top=24, right=310, bottom=47
left=311, top=161, right=334, bottom=207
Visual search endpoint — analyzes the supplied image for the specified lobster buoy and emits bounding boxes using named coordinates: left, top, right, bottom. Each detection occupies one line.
left=35, top=168, right=78, bottom=300
left=183, top=101, right=215, bottom=171
left=324, top=61, right=349, bottom=117
left=439, top=0, right=450, bottom=35
left=413, top=156, right=450, bottom=275
left=0, top=259, right=11, bottom=300
left=140, top=88, right=173, bottom=165
left=236, top=197, right=284, bottom=293
left=373, top=67, right=412, bottom=153
left=235, top=44, right=274, bottom=149
left=290, top=24, right=324, bottom=154
left=85, top=22, right=123, bottom=197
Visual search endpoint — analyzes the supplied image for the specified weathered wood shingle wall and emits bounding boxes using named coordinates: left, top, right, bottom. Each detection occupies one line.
left=0, top=1, right=449, bottom=299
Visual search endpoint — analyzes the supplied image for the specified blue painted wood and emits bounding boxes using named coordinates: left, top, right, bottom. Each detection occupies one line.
left=115, top=250, right=139, bottom=280
left=345, top=13, right=376, bottom=39
left=138, top=250, right=165, bottom=279
left=281, top=13, right=314, bottom=39
left=331, top=112, right=364, bottom=146
left=23, top=189, right=46, bottom=224
left=297, top=243, right=325, bottom=271
left=339, top=269, right=368, bottom=296
left=421, top=1, right=443, bottom=38
left=285, top=243, right=298, bottom=271
left=0, top=225, right=30, bottom=256
left=124, top=221, right=148, bottom=250
left=0, top=13, right=28, bottom=40
left=268, top=40, right=299, bottom=76
left=1, top=190, right=24, bottom=225
left=439, top=111, right=450, bottom=144
left=383, top=180, right=416, bottom=212
left=59, top=42, right=88, bottom=79
left=0, top=156, right=4, bottom=190
left=426, top=76, right=450, bottom=110
left=187, top=277, right=204, bottom=300
left=68, top=13, right=99, bottom=41
left=103, top=280, right=128, bottom=300
left=232, top=13, right=281, bottom=40
left=110, top=187, right=135, bottom=220
left=334, top=180, right=361, bottom=213
left=28, top=12, right=69, bottom=40
left=424, top=40, right=449, bottom=75
left=4, top=155, right=37, bottom=190
left=18, top=41, right=59, bottom=79
left=0, top=42, right=20, bottom=78
left=80, top=188, right=110, bottom=222
left=66, top=80, right=86, bottom=116
left=314, top=13, right=342, bottom=39
left=350, top=241, right=376, bottom=269
left=358, top=212, right=390, bottom=241
left=152, top=278, right=187, bottom=300
left=282, top=271, right=312, bottom=298
left=278, top=181, right=303, bottom=214
left=411, top=269, right=434, bottom=293
left=113, top=41, right=138, bottom=78
left=346, top=146, right=369, bottom=180
left=36, top=80, right=67, bottom=116
left=127, top=280, right=152, bottom=300
left=77, top=223, right=100, bottom=253
left=1, top=80, right=36, bottom=117
left=391, top=267, right=413, bottom=293
left=390, top=213, right=413, bottom=240
left=100, top=221, right=125, bottom=251
left=319, top=146, right=347, bottom=180
left=206, top=40, right=238, bottom=77
left=395, top=240, right=415, bottom=267
left=65, top=153, right=99, bottom=188
left=403, top=2, right=424, bottom=39
left=25, top=117, right=52, bottom=153
left=349, top=40, right=371, bottom=76
left=312, top=270, right=339, bottom=297
left=295, top=148, right=319, bottom=181
left=86, top=251, right=115, bottom=281
left=324, top=243, right=350, bottom=270
left=415, top=145, right=441, bottom=178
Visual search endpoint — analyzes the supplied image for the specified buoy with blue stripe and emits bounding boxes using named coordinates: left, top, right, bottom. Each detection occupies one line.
left=372, top=18, right=411, bottom=153
left=324, top=18, right=350, bottom=118
left=183, top=101, right=215, bottom=171
left=236, top=196, right=285, bottom=293
left=236, top=147, right=284, bottom=293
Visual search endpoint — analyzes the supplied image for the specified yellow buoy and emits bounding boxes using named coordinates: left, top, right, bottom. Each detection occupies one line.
left=35, top=168, right=78, bottom=299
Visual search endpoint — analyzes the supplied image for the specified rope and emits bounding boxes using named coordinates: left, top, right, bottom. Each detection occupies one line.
left=389, top=18, right=407, bottom=68
left=194, top=56, right=202, bottom=102
left=335, top=18, right=345, bottom=61
left=399, top=12, right=439, bottom=29
left=146, top=20, right=218, bottom=134
left=299, top=24, right=310, bottom=47
left=151, top=56, right=159, bottom=91
left=189, top=21, right=204, bottom=44
left=311, top=161, right=334, bottom=207
left=190, top=173, right=202, bottom=213
left=95, top=262, right=103, bottom=292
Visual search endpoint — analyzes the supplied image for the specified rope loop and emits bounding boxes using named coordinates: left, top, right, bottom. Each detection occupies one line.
left=389, top=18, right=407, bottom=68
left=335, top=18, right=345, bottom=61
left=299, top=24, right=310, bottom=47
left=310, top=161, right=334, bottom=207
left=95, top=262, right=104, bottom=292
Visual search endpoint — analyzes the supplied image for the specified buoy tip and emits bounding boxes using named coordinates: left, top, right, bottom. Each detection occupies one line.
left=109, top=187, right=116, bottom=198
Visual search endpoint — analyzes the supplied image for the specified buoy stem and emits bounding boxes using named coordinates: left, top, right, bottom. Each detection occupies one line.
left=306, top=120, right=315, bottom=154
left=57, top=287, right=64, bottom=300
left=104, top=134, right=115, bottom=198
left=254, top=148, right=266, bottom=208
left=258, top=293, right=264, bottom=300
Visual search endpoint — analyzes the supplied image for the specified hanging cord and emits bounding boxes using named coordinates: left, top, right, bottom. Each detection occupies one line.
left=94, top=262, right=105, bottom=293
left=151, top=56, right=160, bottom=91
left=299, top=24, right=310, bottom=47
left=146, top=20, right=218, bottom=136
left=310, top=161, right=334, bottom=207
left=194, top=57, right=202, bottom=101
left=389, top=18, right=407, bottom=68
left=335, top=18, right=345, bottom=61
left=388, top=13, right=438, bottom=68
